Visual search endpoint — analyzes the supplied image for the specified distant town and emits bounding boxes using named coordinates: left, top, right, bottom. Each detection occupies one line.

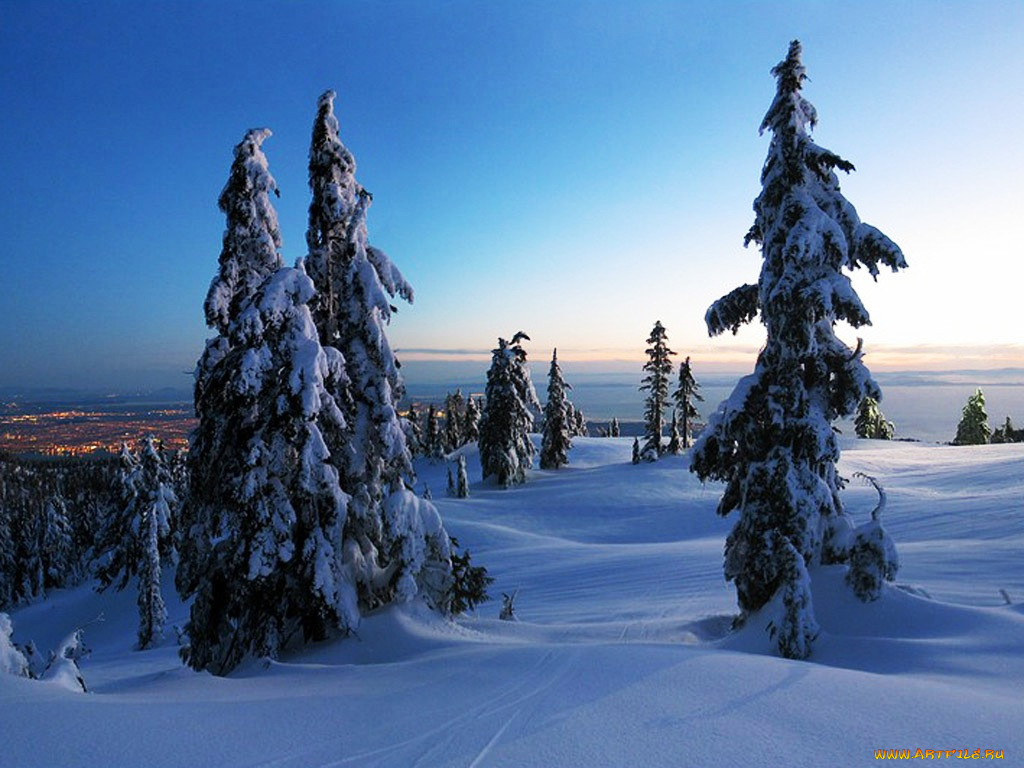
left=0, top=396, right=466, bottom=457
left=0, top=399, right=195, bottom=457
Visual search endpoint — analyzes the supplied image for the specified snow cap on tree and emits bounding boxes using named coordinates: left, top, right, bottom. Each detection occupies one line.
left=690, top=41, right=907, bottom=659
left=204, top=128, right=283, bottom=336
left=305, top=88, right=416, bottom=511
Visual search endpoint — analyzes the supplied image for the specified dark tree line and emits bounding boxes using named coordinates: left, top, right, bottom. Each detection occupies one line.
left=0, top=443, right=185, bottom=618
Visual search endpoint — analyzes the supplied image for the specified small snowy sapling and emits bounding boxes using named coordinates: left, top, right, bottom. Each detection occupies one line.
left=499, top=591, right=518, bottom=621
left=845, top=473, right=899, bottom=602
left=953, top=389, right=991, bottom=445
left=639, top=321, right=676, bottom=461
left=540, top=349, right=573, bottom=470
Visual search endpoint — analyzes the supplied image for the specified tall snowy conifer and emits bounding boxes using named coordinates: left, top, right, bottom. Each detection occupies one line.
left=690, top=41, right=907, bottom=658
left=181, top=128, right=285, bottom=617
left=135, top=438, right=177, bottom=650
left=183, top=264, right=355, bottom=673
left=305, top=91, right=454, bottom=614
left=639, top=321, right=676, bottom=462
left=479, top=333, right=541, bottom=487
left=444, top=390, right=466, bottom=452
left=672, top=356, right=703, bottom=448
left=540, top=349, right=572, bottom=470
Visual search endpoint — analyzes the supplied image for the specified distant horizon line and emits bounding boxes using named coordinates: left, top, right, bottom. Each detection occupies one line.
left=3, top=366, right=1024, bottom=401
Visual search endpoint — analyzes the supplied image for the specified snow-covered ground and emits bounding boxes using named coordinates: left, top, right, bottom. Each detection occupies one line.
left=2, top=438, right=1022, bottom=767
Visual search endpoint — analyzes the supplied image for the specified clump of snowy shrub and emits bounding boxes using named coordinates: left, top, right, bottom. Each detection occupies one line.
left=845, top=473, right=899, bottom=602
left=768, top=536, right=819, bottom=661
left=0, top=613, right=30, bottom=678
left=447, top=537, right=494, bottom=615
left=42, top=628, right=89, bottom=693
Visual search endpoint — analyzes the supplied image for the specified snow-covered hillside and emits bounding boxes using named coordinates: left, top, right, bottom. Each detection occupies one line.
left=2, top=438, right=1022, bottom=766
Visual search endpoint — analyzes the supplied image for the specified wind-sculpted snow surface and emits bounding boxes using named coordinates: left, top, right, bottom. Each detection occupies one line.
left=2, top=438, right=1023, bottom=766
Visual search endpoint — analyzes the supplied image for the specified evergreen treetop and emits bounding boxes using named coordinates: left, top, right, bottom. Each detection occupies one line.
left=204, top=129, right=284, bottom=337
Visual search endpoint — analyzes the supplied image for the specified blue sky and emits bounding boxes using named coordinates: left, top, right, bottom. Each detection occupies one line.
left=1, top=1, right=1022, bottom=391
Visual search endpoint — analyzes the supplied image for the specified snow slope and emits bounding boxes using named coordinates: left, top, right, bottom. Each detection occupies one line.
left=2, top=438, right=1022, bottom=767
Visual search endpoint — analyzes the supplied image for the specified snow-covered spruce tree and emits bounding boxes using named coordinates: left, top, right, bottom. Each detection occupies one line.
left=463, top=396, right=481, bottom=444
left=639, top=321, right=676, bottom=462
left=444, top=390, right=466, bottom=452
left=401, top=409, right=423, bottom=457
left=305, top=90, right=455, bottom=615
left=690, top=41, right=907, bottom=659
left=666, top=410, right=683, bottom=455
left=96, top=440, right=176, bottom=588
left=540, top=349, right=573, bottom=470
left=95, top=438, right=176, bottom=650
left=571, top=406, right=588, bottom=438
left=610, top=417, right=620, bottom=438
left=479, top=332, right=541, bottom=487
left=423, top=404, right=444, bottom=460
left=991, top=416, right=1022, bottom=444
left=631, top=437, right=641, bottom=465
left=456, top=453, right=470, bottom=499
left=0, top=503, right=13, bottom=609
left=135, top=438, right=177, bottom=650
left=854, top=396, right=894, bottom=440
left=447, top=538, right=492, bottom=614
left=182, top=264, right=356, bottom=674
left=94, top=444, right=140, bottom=590
left=41, top=494, right=73, bottom=592
left=953, top=389, right=991, bottom=445
left=180, top=128, right=285, bottom=624
left=672, top=356, right=703, bottom=448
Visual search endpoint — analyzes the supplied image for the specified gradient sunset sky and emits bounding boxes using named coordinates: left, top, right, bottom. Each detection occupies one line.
left=2, top=1, right=1022, bottom=391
